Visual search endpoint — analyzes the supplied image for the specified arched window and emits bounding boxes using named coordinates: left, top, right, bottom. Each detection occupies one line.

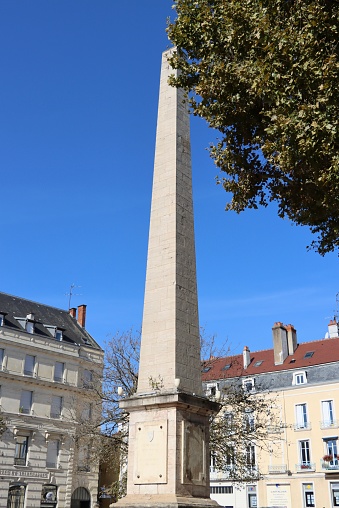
left=71, top=487, right=90, bottom=508
left=7, top=484, right=26, bottom=508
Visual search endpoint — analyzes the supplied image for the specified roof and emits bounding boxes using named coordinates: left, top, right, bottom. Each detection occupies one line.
left=0, top=291, right=101, bottom=350
left=202, top=337, right=339, bottom=382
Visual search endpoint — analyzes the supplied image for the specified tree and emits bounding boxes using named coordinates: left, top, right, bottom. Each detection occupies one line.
left=167, top=0, right=339, bottom=255
left=80, top=330, right=279, bottom=497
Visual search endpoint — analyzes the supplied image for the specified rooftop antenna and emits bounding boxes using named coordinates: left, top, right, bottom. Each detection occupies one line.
left=65, top=283, right=82, bottom=309
left=335, top=292, right=339, bottom=321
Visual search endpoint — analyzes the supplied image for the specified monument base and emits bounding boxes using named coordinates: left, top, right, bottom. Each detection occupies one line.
left=113, top=493, right=220, bottom=508
left=114, top=392, right=219, bottom=508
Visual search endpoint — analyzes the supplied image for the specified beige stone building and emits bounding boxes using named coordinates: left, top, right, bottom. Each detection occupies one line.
left=0, top=292, right=103, bottom=508
left=204, top=319, right=339, bottom=508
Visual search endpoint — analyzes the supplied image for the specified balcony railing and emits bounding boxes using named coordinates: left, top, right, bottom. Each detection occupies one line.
left=19, top=408, right=31, bottom=415
left=321, top=458, right=339, bottom=470
left=78, top=465, right=90, bottom=473
left=320, top=420, right=339, bottom=430
left=296, top=462, right=315, bottom=472
left=46, top=461, right=58, bottom=469
left=293, top=422, right=312, bottom=431
left=50, top=412, right=61, bottom=419
left=268, top=464, right=288, bottom=474
left=267, top=425, right=284, bottom=434
left=14, top=458, right=26, bottom=466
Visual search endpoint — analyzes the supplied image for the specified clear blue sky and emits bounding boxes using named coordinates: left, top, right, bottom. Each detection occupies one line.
left=1, top=1, right=338, bottom=355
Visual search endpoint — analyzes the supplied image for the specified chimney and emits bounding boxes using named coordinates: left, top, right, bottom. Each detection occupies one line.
left=328, top=319, right=339, bottom=338
left=243, top=346, right=251, bottom=369
left=272, top=322, right=289, bottom=365
left=77, top=304, right=87, bottom=328
left=285, top=324, right=297, bottom=355
left=69, top=308, right=76, bottom=319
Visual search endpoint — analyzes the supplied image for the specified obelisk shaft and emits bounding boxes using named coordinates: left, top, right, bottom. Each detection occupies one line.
left=137, top=50, right=202, bottom=396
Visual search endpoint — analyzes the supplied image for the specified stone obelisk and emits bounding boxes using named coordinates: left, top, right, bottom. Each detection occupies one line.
left=117, top=49, right=219, bottom=508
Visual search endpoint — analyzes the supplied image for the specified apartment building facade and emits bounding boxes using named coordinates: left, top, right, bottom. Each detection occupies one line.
left=204, top=319, right=339, bottom=508
left=0, top=292, right=103, bottom=508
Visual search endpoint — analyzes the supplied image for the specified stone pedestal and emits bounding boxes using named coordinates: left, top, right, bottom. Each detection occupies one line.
left=117, top=392, right=219, bottom=508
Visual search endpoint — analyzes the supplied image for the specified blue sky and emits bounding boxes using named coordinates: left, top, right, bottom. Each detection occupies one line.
left=1, top=1, right=338, bottom=356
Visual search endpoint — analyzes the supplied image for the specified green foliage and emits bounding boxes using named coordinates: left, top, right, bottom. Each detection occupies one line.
left=167, top=0, right=339, bottom=255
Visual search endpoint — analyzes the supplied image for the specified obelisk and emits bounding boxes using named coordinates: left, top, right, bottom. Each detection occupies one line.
left=117, top=49, right=219, bottom=508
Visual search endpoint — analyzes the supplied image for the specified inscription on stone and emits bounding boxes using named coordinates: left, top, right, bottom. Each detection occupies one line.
left=133, top=420, right=167, bottom=484
left=181, top=421, right=206, bottom=485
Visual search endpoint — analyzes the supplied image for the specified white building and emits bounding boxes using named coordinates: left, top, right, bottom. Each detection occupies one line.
left=0, top=292, right=103, bottom=508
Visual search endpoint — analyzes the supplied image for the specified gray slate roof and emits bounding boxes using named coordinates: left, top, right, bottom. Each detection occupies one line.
left=0, top=291, right=101, bottom=350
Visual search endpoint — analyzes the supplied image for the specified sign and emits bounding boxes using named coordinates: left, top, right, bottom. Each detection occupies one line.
left=0, top=469, right=49, bottom=480
left=266, top=483, right=292, bottom=508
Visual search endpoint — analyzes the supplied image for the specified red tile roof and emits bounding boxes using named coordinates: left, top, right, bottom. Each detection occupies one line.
left=202, top=337, right=339, bottom=381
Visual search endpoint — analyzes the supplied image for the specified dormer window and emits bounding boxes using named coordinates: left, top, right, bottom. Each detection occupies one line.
left=0, top=314, right=4, bottom=326
left=26, top=320, right=34, bottom=334
left=293, top=371, right=307, bottom=386
left=55, top=329, right=63, bottom=341
left=243, top=378, right=255, bottom=392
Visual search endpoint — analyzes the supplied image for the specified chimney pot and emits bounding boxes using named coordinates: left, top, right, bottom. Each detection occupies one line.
left=328, top=319, right=339, bottom=338
left=77, top=304, right=87, bottom=328
left=272, top=322, right=289, bottom=365
left=243, top=346, right=251, bottom=369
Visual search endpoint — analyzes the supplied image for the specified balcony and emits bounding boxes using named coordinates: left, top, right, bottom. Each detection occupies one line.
left=46, top=462, right=58, bottom=469
left=78, top=465, right=90, bottom=473
left=19, top=408, right=31, bottom=415
left=293, top=422, right=312, bottom=431
left=296, top=462, right=315, bottom=472
left=268, top=464, right=288, bottom=474
left=320, top=419, right=339, bottom=430
left=50, top=412, right=61, bottom=419
left=267, top=425, right=284, bottom=434
left=321, top=458, right=339, bottom=471
left=14, top=458, right=26, bottom=466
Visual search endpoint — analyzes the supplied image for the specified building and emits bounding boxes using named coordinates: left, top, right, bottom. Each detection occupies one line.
left=0, top=292, right=103, bottom=508
left=203, top=319, right=339, bottom=508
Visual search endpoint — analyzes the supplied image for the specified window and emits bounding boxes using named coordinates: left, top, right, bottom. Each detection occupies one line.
left=50, top=396, right=62, bottom=418
left=7, top=485, right=26, bottom=508
left=295, top=403, right=309, bottom=429
left=206, top=383, right=219, bottom=397
left=54, top=362, right=64, bottom=382
left=41, top=484, right=57, bottom=506
left=254, top=360, right=263, bottom=367
left=243, top=378, right=255, bottom=392
left=83, top=369, right=93, bottom=388
left=303, top=483, right=315, bottom=507
left=304, top=351, right=314, bottom=358
left=0, top=348, right=4, bottom=370
left=293, top=371, right=307, bottom=385
left=19, top=390, right=32, bottom=415
left=210, top=486, right=233, bottom=494
left=222, top=364, right=231, bottom=371
left=78, top=444, right=90, bottom=472
left=14, top=436, right=28, bottom=465
left=46, top=439, right=60, bottom=468
left=55, top=329, right=63, bottom=341
left=326, top=438, right=338, bottom=458
left=246, top=444, right=256, bottom=469
left=202, top=366, right=211, bottom=373
left=244, top=410, right=255, bottom=431
left=26, top=320, right=34, bottom=334
left=24, top=355, right=35, bottom=376
left=332, top=484, right=339, bottom=507
left=0, top=314, right=4, bottom=326
left=322, top=400, right=335, bottom=427
left=82, top=403, right=93, bottom=421
left=41, top=485, right=57, bottom=506
left=299, top=440, right=311, bottom=467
